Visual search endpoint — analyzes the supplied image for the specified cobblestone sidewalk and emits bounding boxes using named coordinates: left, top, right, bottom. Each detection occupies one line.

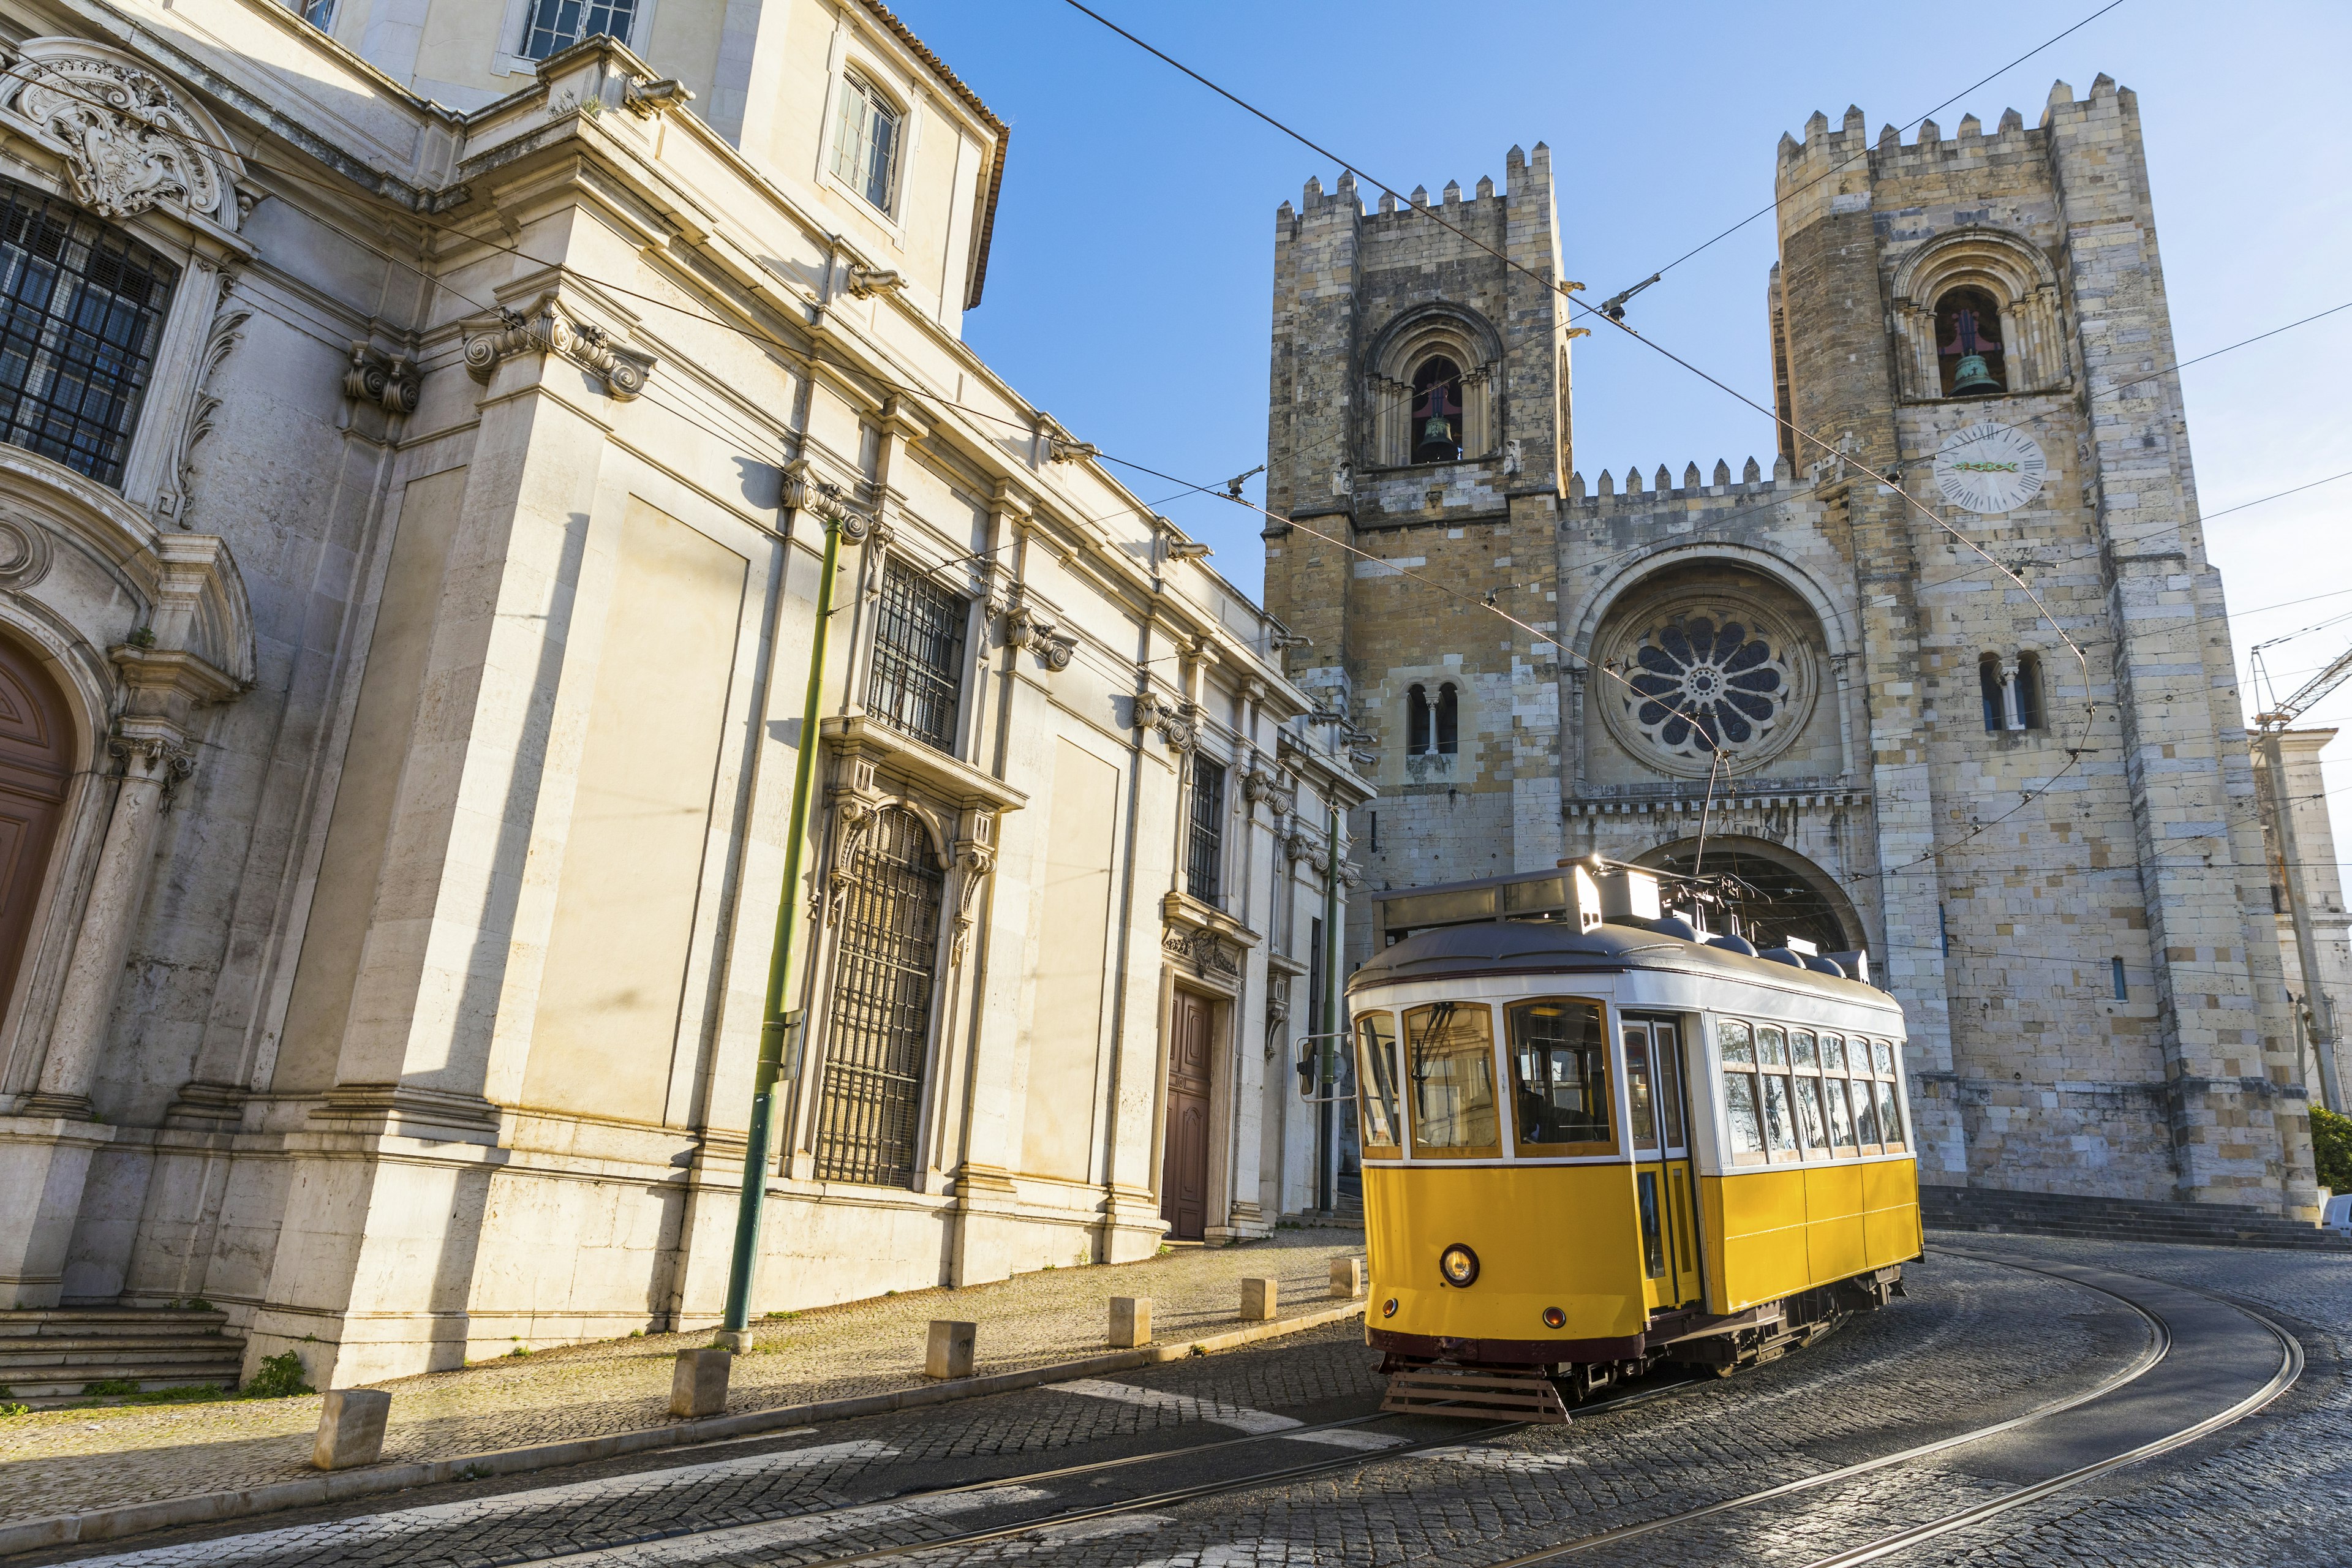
left=0, top=1231, right=1366, bottom=1531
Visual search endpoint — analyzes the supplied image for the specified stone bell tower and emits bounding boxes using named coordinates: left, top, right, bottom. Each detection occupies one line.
left=1260, top=148, right=1577, bottom=962
left=1768, top=81, right=2312, bottom=1212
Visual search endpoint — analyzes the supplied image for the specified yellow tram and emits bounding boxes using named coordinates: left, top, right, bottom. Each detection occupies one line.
left=1347, top=863, right=1920, bottom=1415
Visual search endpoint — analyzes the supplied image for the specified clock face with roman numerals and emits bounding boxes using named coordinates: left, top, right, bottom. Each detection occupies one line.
left=1932, top=421, right=2046, bottom=514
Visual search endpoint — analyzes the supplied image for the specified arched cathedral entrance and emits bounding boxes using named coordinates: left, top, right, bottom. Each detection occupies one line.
left=0, top=631, right=72, bottom=1023
left=1636, top=835, right=1858, bottom=956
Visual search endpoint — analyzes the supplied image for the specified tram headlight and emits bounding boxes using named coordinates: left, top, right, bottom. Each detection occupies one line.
left=1382, top=1297, right=1398, bottom=1317
left=1542, top=1306, right=1567, bottom=1329
left=1438, top=1243, right=1480, bottom=1288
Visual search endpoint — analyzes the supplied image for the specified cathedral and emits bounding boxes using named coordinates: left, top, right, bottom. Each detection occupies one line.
left=1260, top=78, right=2322, bottom=1216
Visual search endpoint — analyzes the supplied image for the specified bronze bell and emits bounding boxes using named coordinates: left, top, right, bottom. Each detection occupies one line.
left=1951, top=353, right=2000, bottom=394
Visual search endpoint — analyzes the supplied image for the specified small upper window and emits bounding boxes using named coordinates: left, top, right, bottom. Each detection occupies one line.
left=295, top=0, right=337, bottom=26
left=1936, top=286, right=2007, bottom=396
left=2016, top=651, right=2045, bottom=731
left=831, top=74, right=904, bottom=214
left=1188, top=756, right=1226, bottom=907
left=1411, top=356, right=1463, bottom=464
left=867, top=560, right=966, bottom=752
left=0, top=179, right=176, bottom=489
left=1978, top=654, right=2004, bottom=732
left=1434, top=682, right=1458, bottom=755
left=519, top=0, right=638, bottom=60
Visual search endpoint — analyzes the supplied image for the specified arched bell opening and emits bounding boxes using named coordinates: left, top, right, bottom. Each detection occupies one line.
left=1410, top=356, right=1463, bottom=464
left=1935, top=284, right=2008, bottom=397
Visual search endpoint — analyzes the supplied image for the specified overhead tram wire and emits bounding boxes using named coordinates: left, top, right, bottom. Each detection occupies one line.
left=1057, top=2, right=2352, bottom=883
left=1599, top=0, right=2128, bottom=292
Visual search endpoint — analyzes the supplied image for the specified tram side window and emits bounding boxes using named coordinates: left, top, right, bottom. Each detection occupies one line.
left=1355, top=1012, right=1403, bottom=1158
left=1509, top=1000, right=1612, bottom=1153
left=1403, top=1001, right=1501, bottom=1156
left=1716, top=1019, right=1767, bottom=1166
left=1754, top=1024, right=1800, bottom=1159
left=1789, top=1028, right=1830, bottom=1153
left=1820, top=1033, right=1858, bottom=1150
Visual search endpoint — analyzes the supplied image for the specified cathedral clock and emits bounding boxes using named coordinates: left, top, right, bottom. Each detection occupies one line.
left=1932, top=421, right=2047, bottom=514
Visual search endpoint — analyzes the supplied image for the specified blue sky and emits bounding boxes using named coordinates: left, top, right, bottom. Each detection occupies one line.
left=898, top=0, right=2352, bottom=837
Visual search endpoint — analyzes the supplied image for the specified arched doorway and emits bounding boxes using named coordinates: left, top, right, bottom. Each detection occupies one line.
left=813, top=806, right=946, bottom=1189
left=0, top=633, right=71, bottom=1022
left=1637, top=836, right=1857, bottom=956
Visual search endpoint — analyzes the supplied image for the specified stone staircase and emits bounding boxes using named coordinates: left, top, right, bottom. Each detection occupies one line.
left=1923, top=1185, right=2352, bottom=1253
left=0, top=1307, right=244, bottom=1407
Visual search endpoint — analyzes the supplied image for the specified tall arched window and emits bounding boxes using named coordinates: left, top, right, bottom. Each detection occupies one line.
left=1408, top=684, right=1431, bottom=753
left=1936, top=285, right=2007, bottom=396
left=0, top=180, right=176, bottom=489
left=1411, top=356, right=1463, bottom=464
left=2016, top=651, right=2045, bottom=731
left=815, top=807, right=945, bottom=1189
left=1434, top=682, right=1458, bottom=755
left=1978, top=655, right=2004, bottom=732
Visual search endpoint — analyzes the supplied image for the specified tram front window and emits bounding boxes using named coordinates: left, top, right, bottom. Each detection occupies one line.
left=1506, top=998, right=1613, bottom=1155
left=1354, top=1012, right=1403, bottom=1157
left=1403, top=1001, right=1501, bottom=1156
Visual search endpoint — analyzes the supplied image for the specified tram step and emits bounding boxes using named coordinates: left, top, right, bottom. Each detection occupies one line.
left=1379, top=1364, right=1570, bottom=1424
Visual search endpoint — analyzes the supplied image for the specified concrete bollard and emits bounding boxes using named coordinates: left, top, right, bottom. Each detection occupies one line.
left=1330, top=1256, right=1366, bottom=1299
left=1240, top=1276, right=1278, bottom=1322
left=1109, top=1296, right=1152, bottom=1348
left=670, top=1347, right=732, bottom=1418
left=925, top=1319, right=978, bottom=1379
left=311, top=1389, right=392, bottom=1471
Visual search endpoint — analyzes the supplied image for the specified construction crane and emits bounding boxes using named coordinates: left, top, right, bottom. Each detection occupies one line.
left=2249, top=628, right=2352, bottom=1114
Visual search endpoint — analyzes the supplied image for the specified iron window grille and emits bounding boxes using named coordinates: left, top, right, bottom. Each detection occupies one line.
left=1188, top=757, right=1226, bottom=907
left=0, top=181, right=174, bottom=490
left=519, top=0, right=638, bottom=61
left=829, top=74, right=903, bottom=213
left=867, top=560, right=966, bottom=752
left=814, top=807, right=944, bottom=1188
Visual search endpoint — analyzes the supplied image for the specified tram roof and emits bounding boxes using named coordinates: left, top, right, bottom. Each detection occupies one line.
left=1346, top=918, right=1895, bottom=1008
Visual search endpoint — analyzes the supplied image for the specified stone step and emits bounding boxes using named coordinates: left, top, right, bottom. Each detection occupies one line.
left=0, top=1308, right=230, bottom=1339
left=0, top=1335, right=239, bottom=1366
left=1, top=1361, right=242, bottom=1406
left=1921, top=1186, right=2352, bottom=1252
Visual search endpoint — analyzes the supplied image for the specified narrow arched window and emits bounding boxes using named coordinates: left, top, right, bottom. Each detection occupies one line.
left=0, top=181, right=176, bottom=489
left=815, top=807, right=944, bottom=1189
left=1408, top=684, right=1431, bottom=753
left=1936, top=285, right=2007, bottom=396
left=1411, top=356, right=1463, bottom=464
left=831, top=73, right=905, bottom=214
left=1435, top=682, right=1458, bottom=755
left=2016, top=651, right=2045, bottom=731
left=1978, top=655, right=2003, bottom=733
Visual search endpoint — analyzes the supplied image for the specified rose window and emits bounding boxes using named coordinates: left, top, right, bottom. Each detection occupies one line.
left=1624, top=616, right=1792, bottom=759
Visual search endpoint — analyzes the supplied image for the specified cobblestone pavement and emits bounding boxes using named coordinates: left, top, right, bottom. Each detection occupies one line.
left=19, top=1247, right=2168, bottom=1566
left=0, top=1231, right=1368, bottom=1532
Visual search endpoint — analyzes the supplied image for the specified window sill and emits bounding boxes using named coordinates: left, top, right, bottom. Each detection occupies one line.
left=821, top=713, right=1026, bottom=813
left=818, top=169, right=907, bottom=249
left=1162, top=889, right=1261, bottom=947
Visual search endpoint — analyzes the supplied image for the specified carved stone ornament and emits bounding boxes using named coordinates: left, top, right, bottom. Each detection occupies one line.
left=846, top=264, right=908, bottom=299
left=819, top=795, right=880, bottom=923
left=1336, top=859, right=1366, bottom=890
left=0, top=510, right=53, bottom=589
left=1005, top=595, right=1076, bottom=672
left=110, top=733, right=196, bottom=812
left=344, top=341, right=421, bottom=417
left=1132, top=690, right=1196, bottom=752
left=950, top=840, right=997, bottom=965
left=1164, top=925, right=1238, bottom=981
left=157, top=297, right=248, bottom=527
left=0, top=47, right=235, bottom=227
left=463, top=295, right=654, bottom=401
left=782, top=469, right=876, bottom=539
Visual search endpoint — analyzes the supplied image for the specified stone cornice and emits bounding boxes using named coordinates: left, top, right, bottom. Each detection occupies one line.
left=819, top=714, right=1026, bottom=815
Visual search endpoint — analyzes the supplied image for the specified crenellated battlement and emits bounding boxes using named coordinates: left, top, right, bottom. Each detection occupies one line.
left=1773, top=77, right=2130, bottom=190
left=1275, top=143, right=1550, bottom=232
left=1560, top=454, right=1801, bottom=516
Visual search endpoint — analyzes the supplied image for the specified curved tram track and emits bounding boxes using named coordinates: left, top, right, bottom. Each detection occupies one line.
left=55, top=1250, right=2301, bottom=1568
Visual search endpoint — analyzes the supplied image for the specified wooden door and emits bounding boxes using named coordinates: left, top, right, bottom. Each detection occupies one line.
left=0, top=637, right=69, bottom=1024
left=1160, top=988, right=1215, bottom=1240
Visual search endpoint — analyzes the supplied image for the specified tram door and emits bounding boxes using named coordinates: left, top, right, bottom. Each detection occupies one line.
left=1622, top=1017, right=1701, bottom=1311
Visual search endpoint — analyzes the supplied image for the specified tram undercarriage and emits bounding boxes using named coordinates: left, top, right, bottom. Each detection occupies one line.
left=1376, top=1264, right=1906, bottom=1422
